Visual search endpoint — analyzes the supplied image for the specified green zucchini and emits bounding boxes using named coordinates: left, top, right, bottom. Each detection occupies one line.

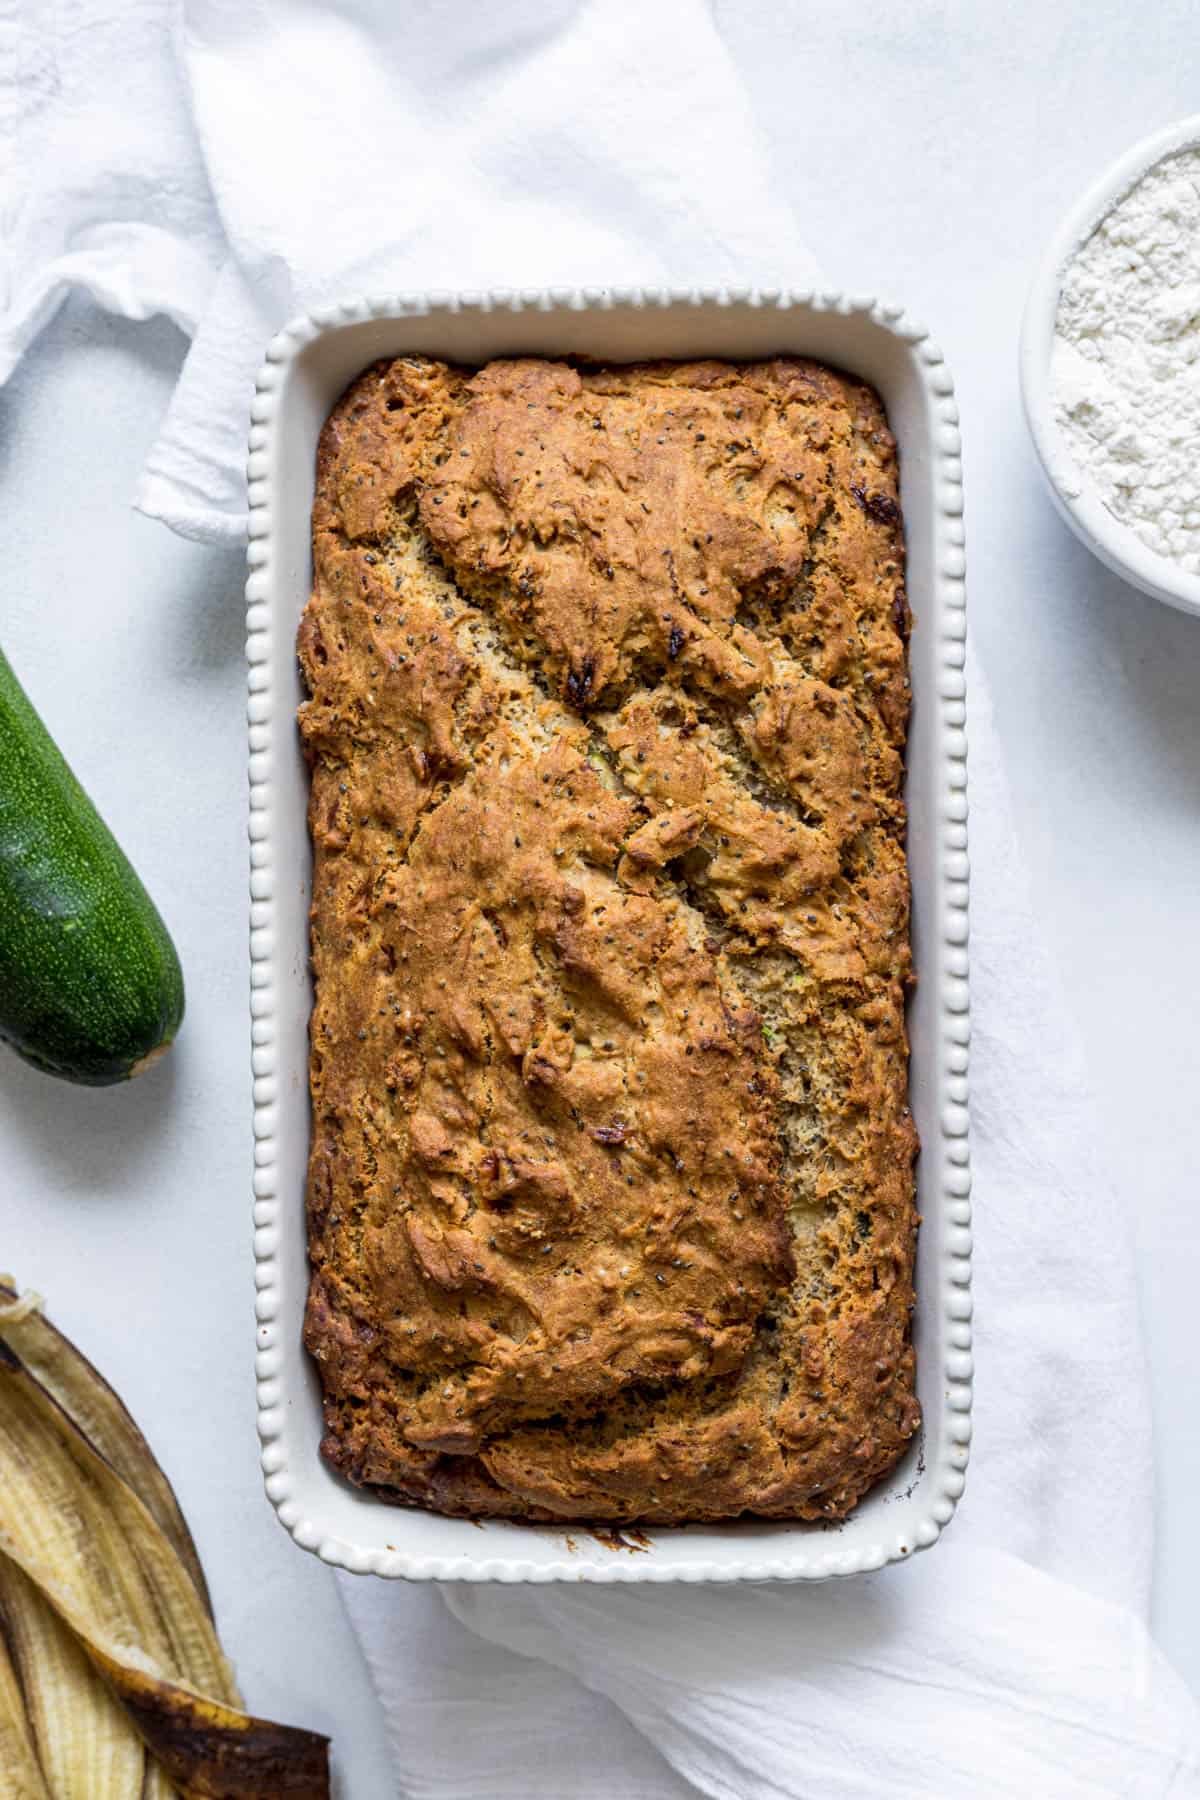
left=0, top=644, right=184, bottom=1085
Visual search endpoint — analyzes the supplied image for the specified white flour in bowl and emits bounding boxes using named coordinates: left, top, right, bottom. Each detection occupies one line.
left=1052, top=147, right=1200, bottom=575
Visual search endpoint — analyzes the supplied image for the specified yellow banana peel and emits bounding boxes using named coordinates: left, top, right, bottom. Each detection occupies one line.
left=0, top=1281, right=330, bottom=1799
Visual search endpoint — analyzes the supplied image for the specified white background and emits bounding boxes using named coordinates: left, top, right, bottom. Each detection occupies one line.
left=2, top=9, right=1197, bottom=1795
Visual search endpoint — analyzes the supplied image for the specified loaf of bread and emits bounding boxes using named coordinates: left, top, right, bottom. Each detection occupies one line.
left=299, top=353, right=918, bottom=1524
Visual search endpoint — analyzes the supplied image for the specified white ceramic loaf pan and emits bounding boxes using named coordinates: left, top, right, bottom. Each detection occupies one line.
left=246, top=290, right=971, bottom=1583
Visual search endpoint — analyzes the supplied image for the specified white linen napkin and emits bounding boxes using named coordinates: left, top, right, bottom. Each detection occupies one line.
left=3, top=3, right=1198, bottom=1794
left=340, top=649, right=1200, bottom=1799
left=1, top=0, right=814, bottom=544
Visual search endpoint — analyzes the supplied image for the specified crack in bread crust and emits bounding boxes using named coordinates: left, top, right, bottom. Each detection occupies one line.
left=301, top=353, right=919, bottom=1522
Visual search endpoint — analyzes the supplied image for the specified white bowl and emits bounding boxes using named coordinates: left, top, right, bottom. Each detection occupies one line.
left=246, top=289, right=971, bottom=1583
left=1020, top=113, right=1200, bottom=618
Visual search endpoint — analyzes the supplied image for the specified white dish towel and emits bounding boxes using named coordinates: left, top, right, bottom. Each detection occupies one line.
left=343, top=664, right=1200, bottom=1799
left=3, top=3, right=1198, bottom=1794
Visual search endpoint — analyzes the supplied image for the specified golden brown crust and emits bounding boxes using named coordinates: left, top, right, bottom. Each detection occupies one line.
left=300, top=353, right=919, bottom=1524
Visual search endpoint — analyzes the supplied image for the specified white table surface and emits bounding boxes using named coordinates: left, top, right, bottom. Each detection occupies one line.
left=3, top=12, right=1198, bottom=1794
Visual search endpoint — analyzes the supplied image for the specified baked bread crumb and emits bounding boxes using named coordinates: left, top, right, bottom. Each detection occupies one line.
left=299, top=354, right=919, bottom=1523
